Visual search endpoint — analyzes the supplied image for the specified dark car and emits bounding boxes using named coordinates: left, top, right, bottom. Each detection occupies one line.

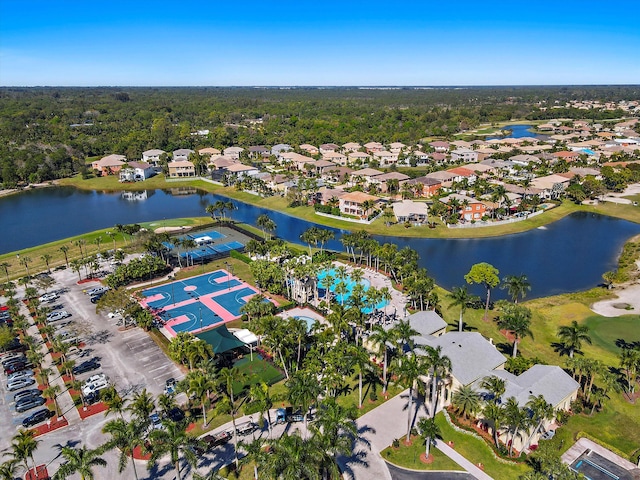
left=204, top=431, right=232, bottom=448
left=2, top=355, right=25, bottom=368
left=16, top=396, right=46, bottom=413
left=14, top=388, right=42, bottom=403
left=72, top=359, right=100, bottom=375
left=22, top=408, right=55, bottom=427
left=5, top=362, right=27, bottom=374
left=166, top=407, right=185, bottom=423
left=83, top=391, right=101, bottom=405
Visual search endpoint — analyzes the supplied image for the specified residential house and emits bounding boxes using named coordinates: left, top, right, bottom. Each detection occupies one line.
left=209, top=156, right=238, bottom=171
left=552, top=151, right=580, bottom=162
left=349, top=168, right=384, bottom=187
left=429, top=141, right=450, bottom=153
left=342, top=142, right=362, bottom=152
left=425, top=170, right=457, bottom=188
left=142, top=149, right=165, bottom=167
left=319, top=143, right=340, bottom=154
left=392, top=200, right=429, bottom=224
left=279, top=152, right=316, bottom=171
left=299, top=144, right=319, bottom=155
left=410, top=151, right=430, bottom=165
left=173, top=149, right=194, bottom=161
left=314, top=160, right=338, bottom=175
left=224, top=163, right=260, bottom=179
left=321, top=166, right=353, bottom=184
left=372, top=172, right=410, bottom=193
left=451, top=148, right=479, bottom=163
left=271, top=143, right=292, bottom=155
left=430, top=152, right=448, bottom=163
left=372, top=150, right=399, bottom=166
left=450, top=140, right=473, bottom=150
left=92, top=154, right=126, bottom=175
left=509, top=154, right=541, bottom=166
left=389, top=142, right=407, bottom=154
left=198, top=147, right=221, bottom=157
left=348, top=151, right=372, bottom=166
left=338, top=191, right=382, bottom=219
left=167, top=160, right=195, bottom=178
left=530, top=174, right=571, bottom=199
left=447, top=166, right=477, bottom=185
left=402, top=176, right=442, bottom=197
left=248, top=146, right=269, bottom=158
left=364, top=141, right=384, bottom=153
left=440, top=193, right=488, bottom=221
left=322, top=151, right=348, bottom=166
left=223, top=147, right=244, bottom=160
left=317, top=187, right=346, bottom=206
left=118, top=161, right=155, bottom=182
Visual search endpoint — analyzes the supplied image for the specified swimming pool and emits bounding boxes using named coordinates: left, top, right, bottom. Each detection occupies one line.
left=317, top=268, right=388, bottom=313
left=295, top=315, right=318, bottom=332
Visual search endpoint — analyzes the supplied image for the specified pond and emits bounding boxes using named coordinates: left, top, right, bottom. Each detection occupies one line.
left=2, top=187, right=639, bottom=299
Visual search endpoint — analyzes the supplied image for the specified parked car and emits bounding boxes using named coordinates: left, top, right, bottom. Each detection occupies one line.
left=47, top=311, right=71, bottom=322
left=5, top=362, right=28, bottom=375
left=540, top=429, right=556, bottom=440
left=82, top=379, right=109, bottom=397
left=14, top=388, right=42, bottom=403
left=73, top=359, right=101, bottom=375
left=83, top=373, right=107, bottom=386
left=149, top=413, right=163, bottom=430
left=235, top=421, right=259, bottom=436
left=2, top=355, right=26, bottom=368
left=16, top=396, right=46, bottom=413
left=7, top=377, right=36, bottom=391
left=22, top=408, right=55, bottom=427
left=39, top=293, right=58, bottom=303
left=83, top=391, right=101, bottom=405
left=164, top=378, right=177, bottom=395
left=166, top=407, right=185, bottom=423
left=204, top=431, right=232, bottom=448
left=90, top=292, right=107, bottom=304
left=86, top=286, right=109, bottom=296
left=8, top=369, right=34, bottom=381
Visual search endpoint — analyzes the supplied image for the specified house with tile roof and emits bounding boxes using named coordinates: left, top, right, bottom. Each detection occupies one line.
left=391, top=200, right=429, bottom=224
left=92, top=154, right=126, bottom=175
left=142, top=149, right=165, bottom=167
left=167, top=159, right=195, bottom=178
left=338, top=191, right=383, bottom=219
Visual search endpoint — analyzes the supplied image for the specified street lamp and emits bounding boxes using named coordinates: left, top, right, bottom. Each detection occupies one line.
left=199, top=306, right=202, bottom=332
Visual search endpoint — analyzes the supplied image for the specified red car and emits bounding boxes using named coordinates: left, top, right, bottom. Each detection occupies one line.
left=4, top=362, right=27, bottom=375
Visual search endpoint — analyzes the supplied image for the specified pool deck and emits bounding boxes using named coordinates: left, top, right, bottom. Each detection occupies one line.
left=278, top=307, right=326, bottom=325
left=561, top=437, right=638, bottom=472
left=326, top=261, right=410, bottom=318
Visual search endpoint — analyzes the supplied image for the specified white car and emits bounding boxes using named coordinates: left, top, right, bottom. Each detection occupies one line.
left=7, top=377, right=36, bottom=391
left=47, top=311, right=71, bottom=322
left=39, top=293, right=58, bottom=303
left=83, top=373, right=107, bottom=385
left=8, top=369, right=34, bottom=381
left=86, top=286, right=108, bottom=296
left=107, top=311, right=122, bottom=319
left=82, top=378, right=109, bottom=396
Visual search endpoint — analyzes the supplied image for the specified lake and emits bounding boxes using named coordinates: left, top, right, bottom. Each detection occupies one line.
left=486, top=124, right=547, bottom=140
left=2, top=187, right=639, bottom=299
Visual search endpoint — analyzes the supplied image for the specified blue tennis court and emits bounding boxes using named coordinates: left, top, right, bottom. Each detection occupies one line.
left=142, top=272, right=241, bottom=308
left=214, top=287, right=258, bottom=316
left=211, top=241, right=244, bottom=253
left=189, top=230, right=225, bottom=240
left=165, top=302, right=225, bottom=333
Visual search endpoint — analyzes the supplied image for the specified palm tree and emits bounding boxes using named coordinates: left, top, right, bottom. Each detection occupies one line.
left=391, top=319, right=419, bottom=353
left=286, top=369, right=322, bottom=434
left=18, top=256, right=32, bottom=278
left=448, top=285, right=472, bottom=332
left=523, top=395, right=554, bottom=451
left=557, top=321, right=592, bottom=358
left=53, top=445, right=107, bottom=480
left=424, top=345, right=451, bottom=418
left=348, top=344, right=372, bottom=409
left=497, top=304, right=533, bottom=357
left=501, top=274, right=531, bottom=303
left=619, top=347, right=639, bottom=395
left=480, top=375, right=506, bottom=404
left=0, top=261, right=10, bottom=284
left=392, top=353, right=426, bottom=442
left=249, top=381, right=273, bottom=436
left=186, top=370, right=215, bottom=427
left=0, top=459, right=20, bottom=480
left=102, top=387, right=127, bottom=419
left=482, top=402, right=505, bottom=449
left=368, top=325, right=396, bottom=395
left=128, top=388, right=155, bottom=423
left=102, top=418, right=145, bottom=480
left=503, top=397, right=529, bottom=457
left=217, top=366, right=244, bottom=467
left=5, top=430, right=39, bottom=476
left=147, top=420, right=199, bottom=480
left=40, top=254, right=53, bottom=273
left=451, top=385, right=482, bottom=420
left=257, top=214, right=276, bottom=240
left=417, top=417, right=441, bottom=458
left=42, top=385, right=61, bottom=417
left=261, top=432, right=322, bottom=480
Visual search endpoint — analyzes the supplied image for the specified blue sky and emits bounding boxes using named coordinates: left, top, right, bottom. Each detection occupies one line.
left=1, top=0, right=639, bottom=86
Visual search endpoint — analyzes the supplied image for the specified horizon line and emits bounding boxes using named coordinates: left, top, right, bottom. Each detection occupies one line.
left=2, top=84, right=640, bottom=89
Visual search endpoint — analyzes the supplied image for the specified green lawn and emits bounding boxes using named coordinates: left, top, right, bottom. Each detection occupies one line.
left=381, top=436, right=464, bottom=471
left=233, top=355, right=285, bottom=392
left=434, top=413, right=529, bottom=480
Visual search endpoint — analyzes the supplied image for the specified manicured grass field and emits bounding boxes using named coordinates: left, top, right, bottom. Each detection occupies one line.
left=381, top=436, right=464, bottom=471
left=434, top=413, right=529, bottom=479
left=233, top=355, right=284, bottom=392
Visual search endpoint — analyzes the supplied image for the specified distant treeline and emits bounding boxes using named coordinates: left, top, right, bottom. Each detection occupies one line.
left=0, top=85, right=638, bottom=186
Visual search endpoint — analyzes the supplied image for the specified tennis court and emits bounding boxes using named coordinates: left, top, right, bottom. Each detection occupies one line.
left=140, top=270, right=271, bottom=337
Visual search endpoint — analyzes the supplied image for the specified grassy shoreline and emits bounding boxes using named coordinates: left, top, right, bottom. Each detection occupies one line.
left=55, top=175, right=640, bottom=239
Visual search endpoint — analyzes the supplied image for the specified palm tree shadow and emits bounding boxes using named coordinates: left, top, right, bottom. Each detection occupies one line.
left=495, top=342, right=512, bottom=356
left=446, top=321, right=477, bottom=332
left=551, top=342, right=583, bottom=357
left=142, top=461, right=174, bottom=480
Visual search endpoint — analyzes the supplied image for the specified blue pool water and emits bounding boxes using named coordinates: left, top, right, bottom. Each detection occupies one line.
left=581, top=148, right=596, bottom=155
left=295, top=315, right=318, bottom=332
left=317, top=268, right=388, bottom=313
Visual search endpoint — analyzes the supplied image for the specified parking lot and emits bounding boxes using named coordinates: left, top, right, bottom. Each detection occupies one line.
left=1, top=256, right=185, bottom=453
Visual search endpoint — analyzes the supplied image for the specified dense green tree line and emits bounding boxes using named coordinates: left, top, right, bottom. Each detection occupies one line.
left=1, top=86, right=638, bottom=186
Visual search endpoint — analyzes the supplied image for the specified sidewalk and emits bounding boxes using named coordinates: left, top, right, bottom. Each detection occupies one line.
left=16, top=285, right=81, bottom=426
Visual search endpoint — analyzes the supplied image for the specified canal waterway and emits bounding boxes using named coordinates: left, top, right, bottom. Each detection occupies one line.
left=2, top=187, right=640, bottom=299
left=486, top=124, right=547, bottom=140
